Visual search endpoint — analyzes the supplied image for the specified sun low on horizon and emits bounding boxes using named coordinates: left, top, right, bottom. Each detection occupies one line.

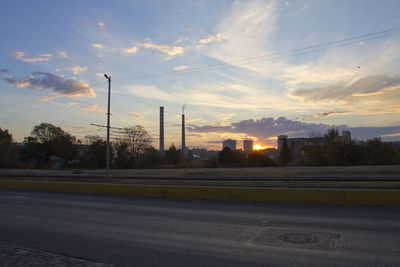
left=254, top=144, right=268, bottom=150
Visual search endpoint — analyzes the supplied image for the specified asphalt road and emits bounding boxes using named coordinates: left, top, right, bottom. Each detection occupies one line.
left=0, top=190, right=399, bottom=266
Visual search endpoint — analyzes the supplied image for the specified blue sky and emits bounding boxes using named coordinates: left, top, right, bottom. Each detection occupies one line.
left=1, top=0, right=400, bottom=149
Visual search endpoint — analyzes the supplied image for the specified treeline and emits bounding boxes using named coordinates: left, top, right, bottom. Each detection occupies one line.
left=293, top=129, right=400, bottom=166
left=1, top=125, right=399, bottom=169
left=208, top=147, right=274, bottom=168
left=0, top=123, right=189, bottom=169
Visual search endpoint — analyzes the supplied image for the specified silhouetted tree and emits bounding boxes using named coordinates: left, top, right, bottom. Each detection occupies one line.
left=0, top=128, right=18, bottom=168
left=79, top=136, right=109, bottom=168
left=165, top=144, right=183, bottom=166
left=365, top=137, right=400, bottom=165
left=218, top=147, right=241, bottom=166
left=119, top=125, right=152, bottom=167
left=114, top=141, right=131, bottom=169
left=22, top=123, right=77, bottom=165
left=247, top=151, right=274, bottom=167
left=138, top=146, right=162, bottom=168
left=205, top=155, right=219, bottom=168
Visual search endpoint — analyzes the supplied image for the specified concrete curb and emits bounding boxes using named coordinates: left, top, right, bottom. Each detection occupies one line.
left=0, top=180, right=399, bottom=207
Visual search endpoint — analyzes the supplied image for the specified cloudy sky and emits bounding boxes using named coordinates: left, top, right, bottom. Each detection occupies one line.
left=1, top=0, right=400, bottom=149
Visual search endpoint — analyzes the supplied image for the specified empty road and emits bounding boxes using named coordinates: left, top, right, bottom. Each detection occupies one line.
left=0, top=190, right=399, bottom=266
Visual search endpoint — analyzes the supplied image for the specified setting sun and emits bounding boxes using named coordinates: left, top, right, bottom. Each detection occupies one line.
left=253, top=144, right=262, bottom=150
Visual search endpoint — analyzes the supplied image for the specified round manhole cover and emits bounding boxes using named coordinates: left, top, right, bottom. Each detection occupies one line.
left=279, top=232, right=319, bottom=244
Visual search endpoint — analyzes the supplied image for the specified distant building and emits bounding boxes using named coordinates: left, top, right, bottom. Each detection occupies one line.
left=243, top=139, right=253, bottom=154
left=277, top=130, right=354, bottom=163
left=287, top=138, right=308, bottom=160
left=277, top=135, right=288, bottom=152
left=222, top=139, right=236, bottom=151
left=278, top=135, right=308, bottom=163
left=191, top=148, right=219, bottom=160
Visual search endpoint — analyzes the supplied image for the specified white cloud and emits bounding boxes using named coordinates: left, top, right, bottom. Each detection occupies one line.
left=198, top=33, right=227, bottom=47
left=98, top=21, right=105, bottom=29
left=202, top=0, right=399, bottom=88
left=137, top=42, right=183, bottom=56
left=291, top=75, right=400, bottom=115
left=69, top=65, right=88, bottom=74
left=83, top=104, right=106, bottom=111
left=174, top=65, right=188, bottom=71
left=36, top=95, right=57, bottom=101
left=124, top=85, right=179, bottom=103
left=207, top=0, right=277, bottom=65
left=10, top=51, right=51, bottom=63
left=92, top=43, right=103, bottom=49
left=6, top=72, right=95, bottom=98
left=58, top=51, right=68, bottom=58
left=292, top=75, right=400, bottom=102
left=67, top=102, right=79, bottom=106
left=307, top=110, right=350, bottom=118
left=217, top=113, right=237, bottom=121
left=128, top=112, right=144, bottom=119
left=122, top=46, right=138, bottom=53
left=123, top=82, right=297, bottom=112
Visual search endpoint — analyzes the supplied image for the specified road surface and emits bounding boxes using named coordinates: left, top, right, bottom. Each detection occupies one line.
left=0, top=190, right=399, bottom=266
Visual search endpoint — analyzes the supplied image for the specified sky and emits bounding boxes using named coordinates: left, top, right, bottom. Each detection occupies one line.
left=1, top=0, right=400, bottom=150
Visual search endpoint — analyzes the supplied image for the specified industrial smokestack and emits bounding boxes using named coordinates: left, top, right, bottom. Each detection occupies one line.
left=181, top=113, right=185, bottom=155
left=160, top=106, right=164, bottom=154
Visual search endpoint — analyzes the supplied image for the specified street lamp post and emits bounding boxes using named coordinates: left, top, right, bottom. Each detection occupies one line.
left=104, top=74, right=111, bottom=178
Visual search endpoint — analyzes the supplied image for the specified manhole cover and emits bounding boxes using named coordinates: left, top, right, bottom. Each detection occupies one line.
left=252, top=228, right=340, bottom=250
left=279, top=232, right=319, bottom=244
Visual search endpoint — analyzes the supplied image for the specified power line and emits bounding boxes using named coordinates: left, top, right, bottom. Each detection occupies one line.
left=110, top=26, right=400, bottom=82
left=90, top=123, right=125, bottom=130
left=2, top=26, right=399, bottom=109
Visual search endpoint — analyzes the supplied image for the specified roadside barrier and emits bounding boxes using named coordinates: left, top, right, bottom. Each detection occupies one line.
left=0, top=180, right=399, bottom=207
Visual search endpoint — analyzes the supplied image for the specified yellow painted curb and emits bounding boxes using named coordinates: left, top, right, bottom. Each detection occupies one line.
left=0, top=180, right=399, bottom=207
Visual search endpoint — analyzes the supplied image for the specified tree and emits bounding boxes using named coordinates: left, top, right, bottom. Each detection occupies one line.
left=164, top=144, right=183, bottom=166
left=79, top=136, right=109, bottom=168
left=23, top=122, right=77, bottom=164
left=118, top=125, right=153, bottom=167
left=218, top=147, right=241, bottom=166
left=365, top=137, right=399, bottom=165
left=29, top=123, right=66, bottom=144
left=114, top=141, right=131, bottom=168
left=138, top=146, right=162, bottom=168
left=247, top=151, right=274, bottom=167
left=0, top=128, right=18, bottom=168
left=52, top=134, right=79, bottom=161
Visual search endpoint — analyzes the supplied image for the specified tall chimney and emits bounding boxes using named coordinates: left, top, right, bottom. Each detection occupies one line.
left=159, top=106, right=164, bottom=154
left=181, top=113, right=185, bottom=155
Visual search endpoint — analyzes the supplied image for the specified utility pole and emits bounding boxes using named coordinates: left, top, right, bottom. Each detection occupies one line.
left=104, top=74, right=111, bottom=178
left=181, top=105, right=186, bottom=157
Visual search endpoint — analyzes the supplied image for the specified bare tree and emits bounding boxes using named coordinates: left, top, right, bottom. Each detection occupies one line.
left=119, top=125, right=152, bottom=166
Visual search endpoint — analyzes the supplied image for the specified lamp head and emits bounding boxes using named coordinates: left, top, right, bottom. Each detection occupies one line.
left=104, top=74, right=109, bottom=79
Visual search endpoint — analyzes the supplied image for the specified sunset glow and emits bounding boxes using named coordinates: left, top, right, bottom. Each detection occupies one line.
left=1, top=1, right=400, bottom=149
left=253, top=145, right=262, bottom=150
